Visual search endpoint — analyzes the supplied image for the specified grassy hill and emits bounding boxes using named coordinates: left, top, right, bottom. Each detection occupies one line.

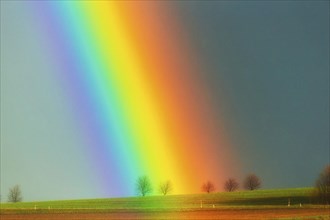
left=1, top=187, right=317, bottom=212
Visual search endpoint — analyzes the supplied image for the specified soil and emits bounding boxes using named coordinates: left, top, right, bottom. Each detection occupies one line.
left=1, top=208, right=329, bottom=220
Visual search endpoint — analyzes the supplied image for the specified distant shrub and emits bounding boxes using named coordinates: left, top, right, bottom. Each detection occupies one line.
left=224, top=178, right=239, bottom=192
left=244, top=174, right=261, bottom=190
left=201, top=181, right=216, bottom=193
left=8, top=185, right=22, bottom=203
left=136, top=176, right=152, bottom=196
left=315, top=165, right=330, bottom=204
left=159, top=180, right=173, bottom=195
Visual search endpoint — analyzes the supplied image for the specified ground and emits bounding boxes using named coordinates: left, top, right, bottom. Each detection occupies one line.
left=1, top=188, right=329, bottom=219
left=1, top=208, right=329, bottom=220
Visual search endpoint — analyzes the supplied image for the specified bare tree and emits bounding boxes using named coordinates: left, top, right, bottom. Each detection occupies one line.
left=136, top=176, right=152, bottom=196
left=159, top=180, right=173, bottom=195
left=224, top=178, right=239, bottom=192
left=315, top=165, right=330, bottom=204
left=201, top=181, right=216, bottom=193
left=244, top=174, right=261, bottom=190
left=8, top=185, right=22, bottom=203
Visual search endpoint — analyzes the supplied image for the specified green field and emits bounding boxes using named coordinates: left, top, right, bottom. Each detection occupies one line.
left=1, top=188, right=329, bottom=219
left=0, top=188, right=322, bottom=210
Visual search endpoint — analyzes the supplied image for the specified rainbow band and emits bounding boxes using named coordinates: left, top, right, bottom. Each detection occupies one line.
left=32, top=1, right=238, bottom=196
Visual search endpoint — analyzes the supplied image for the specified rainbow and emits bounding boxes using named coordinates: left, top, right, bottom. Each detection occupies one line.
left=31, top=1, right=239, bottom=197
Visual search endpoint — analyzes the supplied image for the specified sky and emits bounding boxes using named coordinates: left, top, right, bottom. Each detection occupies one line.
left=174, top=0, right=329, bottom=186
left=1, top=1, right=329, bottom=202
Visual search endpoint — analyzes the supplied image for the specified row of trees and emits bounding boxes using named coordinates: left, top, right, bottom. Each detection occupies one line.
left=136, top=174, right=261, bottom=197
left=201, top=174, right=261, bottom=193
left=136, top=165, right=329, bottom=205
left=136, top=176, right=173, bottom=196
left=7, top=165, right=329, bottom=204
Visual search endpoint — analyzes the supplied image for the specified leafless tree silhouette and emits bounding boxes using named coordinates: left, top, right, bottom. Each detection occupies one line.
left=201, top=181, right=216, bottom=193
left=159, top=180, right=173, bottom=195
left=244, top=174, right=261, bottom=190
left=136, top=176, right=152, bottom=196
left=315, top=165, right=330, bottom=204
left=8, top=185, right=22, bottom=203
left=224, top=178, right=239, bottom=192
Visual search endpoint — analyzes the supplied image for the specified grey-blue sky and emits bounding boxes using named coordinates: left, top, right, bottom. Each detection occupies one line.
left=174, top=0, right=329, bottom=188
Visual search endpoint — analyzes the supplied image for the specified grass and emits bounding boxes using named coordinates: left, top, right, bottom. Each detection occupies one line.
left=0, top=187, right=320, bottom=212
left=1, top=188, right=329, bottom=220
